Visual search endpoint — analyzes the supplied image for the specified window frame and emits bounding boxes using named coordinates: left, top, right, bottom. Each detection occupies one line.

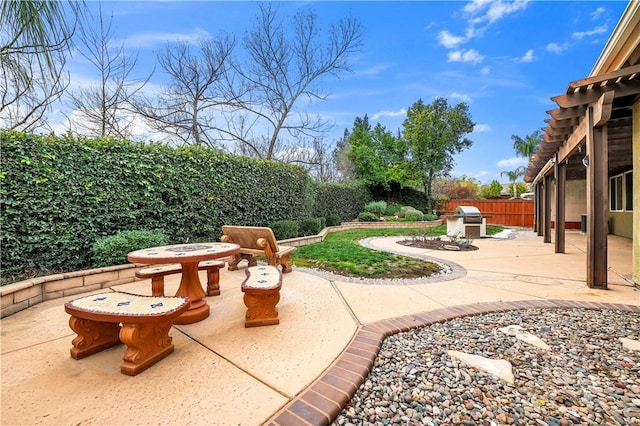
left=609, top=170, right=633, bottom=212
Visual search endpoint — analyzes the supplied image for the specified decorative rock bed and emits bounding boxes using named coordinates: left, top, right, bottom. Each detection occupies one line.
left=333, top=308, right=640, bottom=425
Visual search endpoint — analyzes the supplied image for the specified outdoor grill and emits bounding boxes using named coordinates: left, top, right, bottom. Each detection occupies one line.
left=454, top=206, right=483, bottom=224
left=446, top=206, right=487, bottom=238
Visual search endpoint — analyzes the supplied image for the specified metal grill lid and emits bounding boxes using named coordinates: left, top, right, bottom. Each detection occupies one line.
left=455, top=206, right=481, bottom=217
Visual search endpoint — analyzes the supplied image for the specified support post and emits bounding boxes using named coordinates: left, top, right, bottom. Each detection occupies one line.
left=536, top=182, right=544, bottom=236
left=544, top=173, right=552, bottom=243
left=555, top=153, right=566, bottom=253
left=585, top=107, right=608, bottom=289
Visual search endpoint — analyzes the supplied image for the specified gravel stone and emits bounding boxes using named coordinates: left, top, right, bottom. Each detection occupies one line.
left=332, top=308, right=640, bottom=426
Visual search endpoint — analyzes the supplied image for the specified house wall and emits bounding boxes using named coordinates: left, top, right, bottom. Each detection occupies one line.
left=566, top=180, right=587, bottom=226
left=609, top=212, right=633, bottom=238
left=633, top=102, right=639, bottom=288
left=548, top=179, right=587, bottom=229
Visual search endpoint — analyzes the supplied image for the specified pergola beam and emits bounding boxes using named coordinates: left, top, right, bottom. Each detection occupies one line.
left=552, top=79, right=640, bottom=108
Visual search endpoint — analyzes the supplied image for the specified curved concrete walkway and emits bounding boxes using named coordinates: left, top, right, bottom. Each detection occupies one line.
left=1, top=230, right=637, bottom=425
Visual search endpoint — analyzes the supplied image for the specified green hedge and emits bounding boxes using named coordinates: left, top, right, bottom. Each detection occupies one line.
left=0, top=131, right=376, bottom=280
left=311, top=180, right=372, bottom=222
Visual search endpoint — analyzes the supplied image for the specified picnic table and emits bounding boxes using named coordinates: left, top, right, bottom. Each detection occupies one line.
left=127, top=242, right=240, bottom=324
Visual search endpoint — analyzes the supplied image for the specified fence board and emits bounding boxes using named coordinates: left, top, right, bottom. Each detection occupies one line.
left=441, top=199, right=534, bottom=227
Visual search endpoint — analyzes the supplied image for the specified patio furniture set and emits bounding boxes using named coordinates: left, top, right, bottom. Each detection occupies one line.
left=63, top=226, right=295, bottom=376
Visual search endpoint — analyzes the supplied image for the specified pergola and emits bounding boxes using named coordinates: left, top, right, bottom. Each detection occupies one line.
left=525, top=64, right=639, bottom=289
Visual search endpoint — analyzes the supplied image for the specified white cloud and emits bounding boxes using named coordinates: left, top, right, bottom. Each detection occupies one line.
left=546, top=42, right=567, bottom=54
left=356, top=63, right=391, bottom=76
left=463, top=0, right=530, bottom=25
left=438, top=30, right=466, bottom=48
left=462, top=0, right=494, bottom=15
left=121, top=28, right=211, bottom=48
left=372, top=108, right=407, bottom=120
left=590, top=7, right=605, bottom=21
left=473, top=123, right=491, bottom=132
left=480, top=66, right=490, bottom=75
left=424, top=21, right=438, bottom=30
left=572, top=25, right=607, bottom=40
left=487, top=0, right=529, bottom=23
left=450, top=92, right=472, bottom=103
left=448, top=49, right=485, bottom=64
left=516, top=49, right=535, bottom=63
left=496, top=157, right=528, bottom=168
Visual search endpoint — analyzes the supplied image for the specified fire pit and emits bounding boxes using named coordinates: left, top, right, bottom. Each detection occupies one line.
left=445, top=206, right=487, bottom=238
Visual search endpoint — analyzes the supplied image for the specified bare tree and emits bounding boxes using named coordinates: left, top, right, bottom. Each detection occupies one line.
left=224, top=3, right=363, bottom=159
left=0, top=0, right=82, bottom=131
left=133, top=37, right=235, bottom=147
left=65, top=6, right=151, bottom=139
left=272, top=137, right=339, bottom=182
left=1, top=52, right=69, bottom=131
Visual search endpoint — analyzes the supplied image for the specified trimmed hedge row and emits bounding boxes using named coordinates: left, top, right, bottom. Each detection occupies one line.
left=1, top=130, right=371, bottom=278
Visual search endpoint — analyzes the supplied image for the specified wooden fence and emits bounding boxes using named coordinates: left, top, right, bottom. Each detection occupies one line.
left=440, top=199, right=534, bottom=228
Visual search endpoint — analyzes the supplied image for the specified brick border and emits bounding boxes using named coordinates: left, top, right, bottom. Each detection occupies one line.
left=265, top=300, right=640, bottom=426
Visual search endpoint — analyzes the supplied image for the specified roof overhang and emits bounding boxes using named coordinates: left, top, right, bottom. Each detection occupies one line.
left=525, top=65, right=640, bottom=183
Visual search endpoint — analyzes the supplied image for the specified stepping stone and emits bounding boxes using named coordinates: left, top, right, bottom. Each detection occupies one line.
left=447, top=350, right=515, bottom=384
left=620, top=337, right=640, bottom=351
left=498, top=324, right=550, bottom=351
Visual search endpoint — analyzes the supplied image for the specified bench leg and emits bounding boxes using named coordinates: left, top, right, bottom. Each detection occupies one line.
left=206, top=267, right=221, bottom=296
left=68, top=317, right=121, bottom=360
left=227, top=254, right=240, bottom=271
left=278, top=256, right=293, bottom=274
left=119, top=320, right=175, bottom=376
left=151, top=276, right=165, bottom=297
left=243, top=291, right=280, bottom=328
left=227, top=253, right=257, bottom=271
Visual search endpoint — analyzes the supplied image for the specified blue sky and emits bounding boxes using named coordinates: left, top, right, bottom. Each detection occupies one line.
left=61, top=1, right=628, bottom=184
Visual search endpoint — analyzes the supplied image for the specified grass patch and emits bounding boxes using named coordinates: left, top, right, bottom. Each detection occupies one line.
left=291, top=225, right=504, bottom=279
left=292, top=227, right=439, bottom=279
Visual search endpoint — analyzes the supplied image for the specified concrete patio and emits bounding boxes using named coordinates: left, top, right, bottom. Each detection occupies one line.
left=1, top=229, right=637, bottom=425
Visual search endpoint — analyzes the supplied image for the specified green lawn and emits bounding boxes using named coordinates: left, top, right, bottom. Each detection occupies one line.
left=291, top=225, right=504, bottom=279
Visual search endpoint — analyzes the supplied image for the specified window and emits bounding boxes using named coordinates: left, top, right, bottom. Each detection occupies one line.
left=625, top=171, right=633, bottom=211
left=609, top=171, right=633, bottom=212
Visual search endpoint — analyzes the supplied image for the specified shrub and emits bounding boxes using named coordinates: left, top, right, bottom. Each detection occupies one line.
left=424, top=213, right=438, bottom=221
left=299, top=217, right=324, bottom=236
left=358, top=212, right=379, bottom=222
left=384, top=203, right=403, bottom=216
left=92, top=230, right=169, bottom=268
left=398, top=205, right=415, bottom=218
left=404, top=209, right=424, bottom=221
left=364, top=201, right=387, bottom=217
left=269, top=220, right=299, bottom=240
left=325, top=214, right=341, bottom=227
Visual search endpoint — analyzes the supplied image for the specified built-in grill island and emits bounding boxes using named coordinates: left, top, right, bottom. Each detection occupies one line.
left=445, top=206, right=487, bottom=238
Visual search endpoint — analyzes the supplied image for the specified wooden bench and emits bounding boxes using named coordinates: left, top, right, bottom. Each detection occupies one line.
left=220, top=225, right=296, bottom=273
left=136, top=261, right=226, bottom=297
left=241, top=265, right=282, bottom=328
left=64, top=291, right=190, bottom=376
left=198, top=259, right=226, bottom=296
left=135, top=264, right=182, bottom=297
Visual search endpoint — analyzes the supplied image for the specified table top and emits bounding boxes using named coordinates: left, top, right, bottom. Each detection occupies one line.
left=128, top=242, right=240, bottom=265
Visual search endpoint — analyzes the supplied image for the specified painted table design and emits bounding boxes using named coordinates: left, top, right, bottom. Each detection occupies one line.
left=128, top=242, right=240, bottom=324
